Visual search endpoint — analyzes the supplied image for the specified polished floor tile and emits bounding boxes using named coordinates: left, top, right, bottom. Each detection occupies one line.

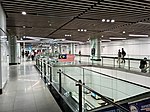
left=0, top=61, right=62, bottom=112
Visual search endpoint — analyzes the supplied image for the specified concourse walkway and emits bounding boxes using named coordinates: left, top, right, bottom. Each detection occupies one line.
left=0, top=61, right=62, bottom=112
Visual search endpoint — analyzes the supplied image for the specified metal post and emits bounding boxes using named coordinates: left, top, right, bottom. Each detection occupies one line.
left=44, top=60, right=46, bottom=82
left=50, top=66, right=52, bottom=83
left=78, top=80, right=82, bottom=112
left=119, top=58, right=121, bottom=68
left=41, top=59, right=42, bottom=77
left=36, top=58, right=37, bottom=65
left=128, top=59, right=130, bottom=70
left=149, top=60, right=150, bottom=73
left=58, top=69, right=62, bottom=93
left=102, top=57, right=103, bottom=66
left=113, top=57, right=115, bottom=68
left=47, top=61, right=50, bottom=81
left=38, top=59, right=40, bottom=68
left=37, top=59, right=39, bottom=67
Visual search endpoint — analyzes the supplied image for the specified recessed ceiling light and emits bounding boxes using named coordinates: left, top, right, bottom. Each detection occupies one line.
left=22, top=11, right=26, bottom=15
left=111, top=20, right=115, bottom=22
left=78, top=29, right=80, bottom=31
left=81, top=29, right=83, bottom=31
left=123, top=31, right=126, bottom=33
left=106, top=19, right=110, bottom=22
left=23, top=26, right=26, bottom=28
left=101, top=35, right=104, bottom=37
left=102, top=19, right=105, bottom=22
left=84, top=29, right=87, bottom=32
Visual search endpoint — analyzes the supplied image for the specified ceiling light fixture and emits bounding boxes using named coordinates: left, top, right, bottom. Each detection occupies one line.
left=65, top=34, right=71, bottom=37
left=106, top=19, right=110, bottom=22
left=102, top=19, right=105, bottom=22
left=84, top=29, right=87, bottom=32
left=123, top=31, right=126, bottom=33
left=111, top=20, right=115, bottom=22
left=78, top=29, right=80, bottom=31
left=101, top=35, right=104, bottom=37
left=81, top=29, right=83, bottom=31
left=22, top=11, right=26, bottom=15
left=109, top=37, right=126, bottom=39
left=129, top=34, right=148, bottom=37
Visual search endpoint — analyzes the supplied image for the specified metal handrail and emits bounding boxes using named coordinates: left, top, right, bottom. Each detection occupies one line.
left=101, top=56, right=150, bottom=61
left=82, top=67, right=150, bottom=90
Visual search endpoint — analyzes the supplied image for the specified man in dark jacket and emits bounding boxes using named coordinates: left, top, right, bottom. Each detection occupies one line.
left=121, top=48, right=126, bottom=63
left=139, top=57, right=147, bottom=73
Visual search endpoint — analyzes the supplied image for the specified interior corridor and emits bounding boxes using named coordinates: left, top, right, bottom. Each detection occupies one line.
left=0, top=61, right=62, bottom=112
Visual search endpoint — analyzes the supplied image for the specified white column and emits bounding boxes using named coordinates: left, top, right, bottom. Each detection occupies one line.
left=51, top=44, right=54, bottom=54
left=90, top=37, right=101, bottom=60
left=9, top=36, right=17, bottom=64
left=58, top=44, right=62, bottom=54
left=70, top=43, right=75, bottom=54
left=17, top=43, right=21, bottom=64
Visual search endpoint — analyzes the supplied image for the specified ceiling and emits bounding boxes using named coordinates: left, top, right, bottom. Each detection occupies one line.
left=1, top=0, right=150, bottom=42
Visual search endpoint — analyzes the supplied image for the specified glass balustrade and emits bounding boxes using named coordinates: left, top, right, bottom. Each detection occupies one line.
left=36, top=55, right=150, bottom=111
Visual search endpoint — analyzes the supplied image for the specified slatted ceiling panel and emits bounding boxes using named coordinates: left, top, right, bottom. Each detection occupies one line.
left=2, top=0, right=91, bottom=8
left=7, top=13, right=68, bottom=27
left=2, top=0, right=150, bottom=41
left=63, top=18, right=123, bottom=31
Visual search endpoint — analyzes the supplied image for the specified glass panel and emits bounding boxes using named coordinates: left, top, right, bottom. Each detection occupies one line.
left=61, top=74, right=79, bottom=111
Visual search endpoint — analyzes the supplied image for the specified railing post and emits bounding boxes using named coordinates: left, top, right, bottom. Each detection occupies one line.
left=128, top=59, right=130, bottom=70
left=102, top=57, right=103, bottom=66
left=44, top=60, right=46, bottom=82
left=119, top=58, right=121, bottom=68
left=41, top=59, right=42, bottom=77
left=36, top=58, right=37, bottom=65
left=148, top=60, right=150, bottom=73
left=58, top=69, right=62, bottom=93
left=78, top=80, right=82, bottom=112
left=37, top=59, right=39, bottom=67
left=113, top=57, right=115, bottom=68
left=50, top=66, right=52, bottom=83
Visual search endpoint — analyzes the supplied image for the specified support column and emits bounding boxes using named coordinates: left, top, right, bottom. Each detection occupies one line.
left=51, top=44, right=54, bottom=55
left=58, top=44, right=62, bottom=54
left=70, top=43, right=75, bottom=54
left=90, top=37, right=101, bottom=61
left=17, top=42, right=21, bottom=64
left=9, top=36, right=17, bottom=65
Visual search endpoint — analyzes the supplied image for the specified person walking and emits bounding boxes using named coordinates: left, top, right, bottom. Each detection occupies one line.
left=121, top=48, right=126, bottom=63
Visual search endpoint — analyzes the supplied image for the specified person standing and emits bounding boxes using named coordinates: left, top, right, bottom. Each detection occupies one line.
left=121, top=48, right=126, bottom=63
left=117, top=49, right=121, bottom=63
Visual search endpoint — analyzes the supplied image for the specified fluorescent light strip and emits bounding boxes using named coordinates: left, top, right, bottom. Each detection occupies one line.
left=101, top=39, right=111, bottom=42
left=129, top=34, right=148, bottom=37
left=138, top=22, right=150, bottom=25
left=109, top=37, right=126, bottom=39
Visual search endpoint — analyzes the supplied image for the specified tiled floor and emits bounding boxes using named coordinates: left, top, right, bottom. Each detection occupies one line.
left=0, top=61, right=62, bottom=112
